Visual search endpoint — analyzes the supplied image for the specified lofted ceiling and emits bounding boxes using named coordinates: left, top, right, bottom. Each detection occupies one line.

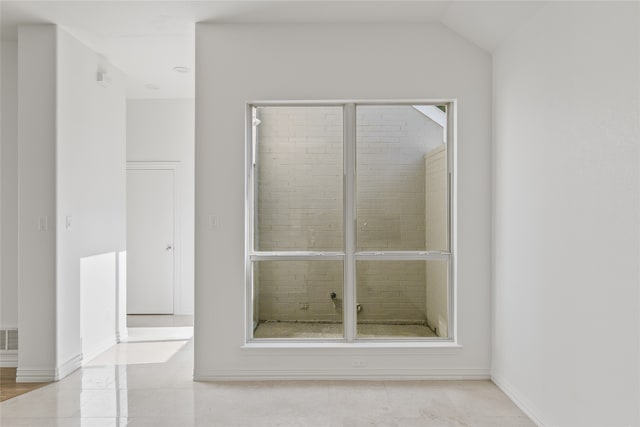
left=0, top=1, right=546, bottom=99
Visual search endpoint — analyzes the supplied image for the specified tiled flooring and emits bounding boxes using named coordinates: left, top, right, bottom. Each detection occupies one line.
left=0, top=337, right=535, bottom=426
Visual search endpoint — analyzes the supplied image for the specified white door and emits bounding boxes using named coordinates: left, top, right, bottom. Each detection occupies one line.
left=127, top=168, right=175, bottom=314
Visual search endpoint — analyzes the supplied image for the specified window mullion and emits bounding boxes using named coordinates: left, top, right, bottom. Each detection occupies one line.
left=344, top=103, right=356, bottom=342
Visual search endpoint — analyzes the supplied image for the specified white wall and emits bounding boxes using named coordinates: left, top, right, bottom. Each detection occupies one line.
left=1, top=41, right=19, bottom=331
left=126, top=99, right=195, bottom=315
left=56, top=28, right=127, bottom=368
left=16, top=25, right=58, bottom=381
left=492, top=2, right=640, bottom=426
left=16, top=25, right=126, bottom=381
left=195, top=23, right=492, bottom=379
left=79, top=253, right=118, bottom=363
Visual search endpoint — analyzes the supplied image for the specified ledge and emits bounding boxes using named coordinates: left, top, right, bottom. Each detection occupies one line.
left=241, top=341, right=462, bottom=350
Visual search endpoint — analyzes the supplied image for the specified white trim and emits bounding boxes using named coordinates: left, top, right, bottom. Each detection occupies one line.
left=242, top=341, right=460, bottom=350
left=448, top=100, right=458, bottom=342
left=246, top=100, right=457, bottom=345
left=195, top=368, right=490, bottom=381
left=126, top=161, right=181, bottom=315
left=0, top=351, right=18, bottom=367
left=55, top=353, right=82, bottom=380
left=492, top=374, right=545, bottom=427
left=115, top=251, right=128, bottom=343
left=344, top=103, right=356, bottom=342
left=245, top=104, right=256, bottom=344
left=16, top=368, right=56, bottom=383
left=250, top=99, right=456, bottom=107
left=355, top=251, right=450, bottom=261
left=116, top=329, right=128, bottom=343
left=250, top=251, right=344, bottom=261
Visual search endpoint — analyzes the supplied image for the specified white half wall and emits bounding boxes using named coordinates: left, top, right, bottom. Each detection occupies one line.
left=1, top=41, right=19, bottom=331
left=56, top=28, right=127, bottom=367
left=126, top=99, right=195, bottom=315
left=79, top=253, right=117, bottom=363
left=492, top=2, right=640, bottom=426
left=195, top=23, right=492, bottom=379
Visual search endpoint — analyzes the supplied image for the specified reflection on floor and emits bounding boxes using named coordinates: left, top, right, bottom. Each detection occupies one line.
left=253, top=322, right=438, bottom=339
left=125, top=315, right=194, bottom=343
left=0, top=338, right=535, bottom=426
left=85, top=341, right=188, bottom=366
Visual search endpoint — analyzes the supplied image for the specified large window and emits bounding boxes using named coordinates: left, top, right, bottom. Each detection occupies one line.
left=247, top=102, right=453, bottom=342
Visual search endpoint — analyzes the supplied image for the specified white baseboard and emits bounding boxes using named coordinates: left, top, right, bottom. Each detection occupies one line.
left=15, top=353, right=82, bottom=383
left=16, top=368, right=56, bottom=383
left=195, top=368, right=490, bottom=381
left=116, top=329, right=128, bottom=343
left=55, top=353, right=82, bottom=380
left=491, top=373, right=546, bottom=427
left=0, top=351, right=18, bottom=367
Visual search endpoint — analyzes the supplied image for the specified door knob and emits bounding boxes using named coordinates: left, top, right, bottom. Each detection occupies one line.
left=166, top=245, right=173, bottom=251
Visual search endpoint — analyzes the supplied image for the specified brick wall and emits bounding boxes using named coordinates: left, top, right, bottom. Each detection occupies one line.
left=255, top=261, right=343, bottom=322
left=255, top=105, right=444, bottom=323
left=255, top=106, right=343, bottom=251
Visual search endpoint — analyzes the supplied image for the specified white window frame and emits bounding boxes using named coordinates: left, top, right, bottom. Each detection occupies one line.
left=245, top=100, right=457, bottom=346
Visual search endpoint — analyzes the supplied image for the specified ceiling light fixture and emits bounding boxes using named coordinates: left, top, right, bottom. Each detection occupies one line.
left=173, top=66, right=190, bottom=73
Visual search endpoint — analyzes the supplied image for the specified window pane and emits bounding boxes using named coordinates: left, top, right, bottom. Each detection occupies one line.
left=356, top=105, right=448, bottom=251
left=252, top=260, right=344, bottom=339
left=355, top=260, right=449, bottom=339
left=254, top=106, right=343, bottom=251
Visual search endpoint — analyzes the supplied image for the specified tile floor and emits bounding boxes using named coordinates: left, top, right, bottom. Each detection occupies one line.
left=0, top=337, right=535, bottom=426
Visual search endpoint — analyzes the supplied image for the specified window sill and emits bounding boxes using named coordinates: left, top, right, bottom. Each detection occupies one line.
left=241, top=341, right=462, bottom=350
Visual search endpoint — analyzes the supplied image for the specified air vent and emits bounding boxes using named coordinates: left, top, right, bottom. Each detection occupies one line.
left=7, top=330, right=18, bottom=350
left=0, top=329, right=18, bottom=351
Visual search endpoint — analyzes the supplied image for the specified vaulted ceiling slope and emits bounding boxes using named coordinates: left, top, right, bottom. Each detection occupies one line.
left=0, top=1, right=546, bottom=99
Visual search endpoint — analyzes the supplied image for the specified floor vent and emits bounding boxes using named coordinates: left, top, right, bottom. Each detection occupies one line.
left=0, top=329, right=18, bottom=351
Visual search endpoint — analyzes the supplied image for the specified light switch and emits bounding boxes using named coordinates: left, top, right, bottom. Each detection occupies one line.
left=66, top=215, right=72, bottom=230
left=38, top=216, right=49, bottom=232
left=208, top=215, right=219, bottom=230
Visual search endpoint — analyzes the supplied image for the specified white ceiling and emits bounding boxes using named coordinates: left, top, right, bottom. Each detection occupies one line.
left=1, top=1, right=546, bottom=99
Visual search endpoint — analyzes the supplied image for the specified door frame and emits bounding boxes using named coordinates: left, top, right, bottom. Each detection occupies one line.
left=126, top=161, right=181, bottom=315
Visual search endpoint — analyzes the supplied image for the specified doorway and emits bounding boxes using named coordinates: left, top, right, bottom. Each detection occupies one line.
left=124, top=99, right=195, bottom=340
